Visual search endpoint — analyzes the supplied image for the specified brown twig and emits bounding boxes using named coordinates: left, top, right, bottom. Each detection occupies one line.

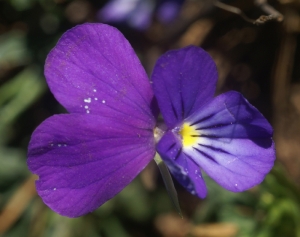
left=0, top=175, right=37, bottom=235
left=214, top=0, right=284, bottom=25
left=255, top=0, right=284, bottom=22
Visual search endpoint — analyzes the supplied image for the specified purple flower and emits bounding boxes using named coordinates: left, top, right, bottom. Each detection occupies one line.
left=27, top=23, right=275, bottom=217
left=98, top=0, right=184, bottom=30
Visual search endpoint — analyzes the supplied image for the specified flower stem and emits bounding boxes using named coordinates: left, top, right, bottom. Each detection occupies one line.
left=154, top=153, right=182, bottom=218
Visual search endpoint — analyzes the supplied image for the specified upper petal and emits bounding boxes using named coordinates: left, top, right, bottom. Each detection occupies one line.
left=45, top=23, right=155, bottom=129
left=182, top=91, right=275, bottom=192
left=28, top=114, right=155, bottom=217
left=151, top=46, right=218, bottom=128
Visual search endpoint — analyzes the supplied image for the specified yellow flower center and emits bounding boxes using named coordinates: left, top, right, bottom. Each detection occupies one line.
left=180, top=123, right=200, bottom=147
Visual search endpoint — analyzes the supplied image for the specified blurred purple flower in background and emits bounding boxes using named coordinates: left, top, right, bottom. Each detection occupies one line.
left=27, top=23, right=275, bottom=218
left=98, top=0, right=184, bottom=30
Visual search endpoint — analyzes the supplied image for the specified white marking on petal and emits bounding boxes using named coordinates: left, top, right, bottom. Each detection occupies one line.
left=171, top=126, right=180, bottom=133
left=102, top=100, right=106, bottom=104
left=84, top=98, right=91, bottom=103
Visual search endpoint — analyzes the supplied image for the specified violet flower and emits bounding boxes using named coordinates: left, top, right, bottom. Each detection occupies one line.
left=27, top=23, right=275, bottom=218
left=98, top=0, right=184, bottom=30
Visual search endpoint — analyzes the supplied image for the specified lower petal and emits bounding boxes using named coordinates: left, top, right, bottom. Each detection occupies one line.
left=182, top=91, right=275, bottom=192
left=156, top=131, right=207, bottom=198
left=28, top=114, right=155, bottom=217
left=184, top=137, right=275, bottom=192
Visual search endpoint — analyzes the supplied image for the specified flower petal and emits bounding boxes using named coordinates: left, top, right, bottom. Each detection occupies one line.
left=45, top=23, right=155, bottom=129
left=156, top=131, right=207, bottom=198
left=100, top=0, right=141, bottom=22
left=27, top=114, right=155, bottom=217
left=183, top=91, right=275, bottom=192
left=157, top=0, right=184, bottom=23
left=99, top=0, right=154, bottom=30
left=151, top=46, right=218, bottom=128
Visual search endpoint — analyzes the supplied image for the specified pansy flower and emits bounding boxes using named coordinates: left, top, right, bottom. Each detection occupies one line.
left=27, top=23, right=275, bottom=218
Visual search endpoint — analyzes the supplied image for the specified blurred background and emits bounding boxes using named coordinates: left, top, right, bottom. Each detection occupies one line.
left=1, top=0, right=300, bottom=236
